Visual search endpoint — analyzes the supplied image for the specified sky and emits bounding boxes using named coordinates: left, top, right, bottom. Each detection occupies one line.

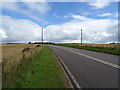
left=0, top=0, right=119, bottom=44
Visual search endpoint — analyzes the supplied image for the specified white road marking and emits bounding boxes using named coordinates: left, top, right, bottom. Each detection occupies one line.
left=52, top=48, right=81, bottom=88
left=57, top=46, right=120, bottom=69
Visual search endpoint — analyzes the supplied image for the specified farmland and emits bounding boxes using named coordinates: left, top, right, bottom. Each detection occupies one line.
left=55, top=44, right=119, bottom=55
left=2, top=44, right=42, bottom=88
left=2, top=44, right=70, bottom=88
left=2, top=44, right=42, bottom=76
left=2, top=43, right=119, bottom=88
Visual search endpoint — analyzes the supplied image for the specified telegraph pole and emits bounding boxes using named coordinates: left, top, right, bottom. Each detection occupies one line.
left=81, top=29, right=82, bottom=44
left=41, top=28, right=43, bottom=44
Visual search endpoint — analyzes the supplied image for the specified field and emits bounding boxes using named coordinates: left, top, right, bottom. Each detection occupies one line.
left=2, top=44, right=70, bottom=88
left=2, top=44, right=40, bottom=59
left=76, top=44, right=119, bottom=48
left=56, top=44, right=119, bottom=55
left=0, top=44, right=2, bottom=62
left=2, top=43, right=119, bottom=88
left=2, top=44, right=42, bottom=76
left=2, top=44, right=42, bottom=87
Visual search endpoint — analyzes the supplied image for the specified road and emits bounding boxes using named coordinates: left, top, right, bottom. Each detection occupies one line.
left=48, top=45, right=119, bottom=88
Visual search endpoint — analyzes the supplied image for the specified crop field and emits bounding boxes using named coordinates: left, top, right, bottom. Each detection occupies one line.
left=0, top=45, right=1, bottom=62
left=76, top=44, right=119, bottom=48
left=2, top=44, right=70, bottom=88
left=2, top=44, right=42, bottom=72
left=56, top=44, right=119, bottom=55
left=2, top=44, right=42, bottom=87
left=2, top=44, right=42, bottom=59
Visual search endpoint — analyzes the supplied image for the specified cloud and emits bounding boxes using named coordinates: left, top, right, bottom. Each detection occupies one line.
left=1, top=0, right=51, bottom=24
left=0, top=15, right=118, bottom=44
left=81, top=12, right=89, bottom=16
left=0, top=16, right=42, bottom=42
left=45, top=16, right=118, bottom=43
left=64, top=14, right=91, bottom=21
left=71, top=14, right=91, bottom=21
left=88, top=1, right=110, bottom=9
left=53, top=13, right=60, bottom=18
left=98, top=12, right=118, bottom=19
left=20, top=1, right=51, bottom=14
left=98, top=13, right=112, bottom=17
left=1, top=0, right=119, bottom=2
left=0, top=28, right=8, bottom=39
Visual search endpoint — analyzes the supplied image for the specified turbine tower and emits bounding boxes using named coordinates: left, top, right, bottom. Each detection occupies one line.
left=81, top=29, right=82, bottom=44
left=41, top=28, right=43, bottom=44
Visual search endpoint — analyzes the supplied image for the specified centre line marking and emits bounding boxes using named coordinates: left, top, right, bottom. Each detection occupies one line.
left=57, top=46, right=120, bottom=69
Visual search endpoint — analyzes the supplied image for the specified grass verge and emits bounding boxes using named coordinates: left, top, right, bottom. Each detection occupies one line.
left=3, top=46, right=70, bottom=88
left=56, top=44, right=119, bottom=55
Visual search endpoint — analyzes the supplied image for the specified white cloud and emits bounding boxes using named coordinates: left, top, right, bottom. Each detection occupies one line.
left=0, top=15, right=118, bottom=44
left=98, top=13, right=112, bottom=17
left=0, top=28, right=8, bottom=39
left=1, top=0, right=51, bottom=24
left=64, top=14, right=91, bottom=21
left=82, top=12, right=89, bottom=16
left=88, top=1, right=110, bottom=9
left=0, top=16, right=42, bottom=42
left=53, top=13, right=60, bottom=18
left=20, top=1, right=51, bottom=14
left=44, top=17, right=118, bottom=43
left=98, top=12, right=118, bottom=19
left=71, top=14, right=91, bottom=21
left=1, top=0, right=46, bottom=2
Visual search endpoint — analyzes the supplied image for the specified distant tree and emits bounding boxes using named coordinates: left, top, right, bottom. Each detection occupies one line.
left=110, top=42, right=115, bottom=44
left=28, top=42, right=31, bottom=44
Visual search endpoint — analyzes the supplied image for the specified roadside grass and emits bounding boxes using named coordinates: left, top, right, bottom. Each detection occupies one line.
left=3, top=46, right=69, bottom=88
left=56, top=44, right=119, bottom=55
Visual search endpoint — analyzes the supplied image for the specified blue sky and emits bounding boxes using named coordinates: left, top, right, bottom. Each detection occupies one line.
left=0, top=1, right=119, bottom=43
left=2, top=2, right=118, bottom=27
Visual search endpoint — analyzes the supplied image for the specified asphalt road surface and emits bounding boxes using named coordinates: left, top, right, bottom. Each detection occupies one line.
left=48, top=45, right=119, bottom=88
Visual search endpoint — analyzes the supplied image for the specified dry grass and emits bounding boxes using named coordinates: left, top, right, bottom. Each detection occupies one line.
left=0, top=44, right=2, bottom=62
left=2, top=44, right=43, bottom=78
left=3, top=44, right=36, bottom=59
left=75, top=44, right=119, bottom=48
left=56, top=44, right=119, bottom=55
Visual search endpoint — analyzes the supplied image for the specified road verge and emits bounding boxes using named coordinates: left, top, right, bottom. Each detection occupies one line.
left=51, top=48, right=82, bottom=89
left=3, top=46, right=70, bottom=88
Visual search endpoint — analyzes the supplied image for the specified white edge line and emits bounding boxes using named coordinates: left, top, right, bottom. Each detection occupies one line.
left=54, top=52, right=73, bottom=88
left=54, top=52, right=74, bottom=88
left=51, top=48, right=81, bottom=89
left=61, top=48, right=120, bottom=70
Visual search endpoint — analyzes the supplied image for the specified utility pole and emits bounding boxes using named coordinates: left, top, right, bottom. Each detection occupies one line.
left=41, top=28, right=43, bottom=44
left=81, top=29, right=82, bottom=44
